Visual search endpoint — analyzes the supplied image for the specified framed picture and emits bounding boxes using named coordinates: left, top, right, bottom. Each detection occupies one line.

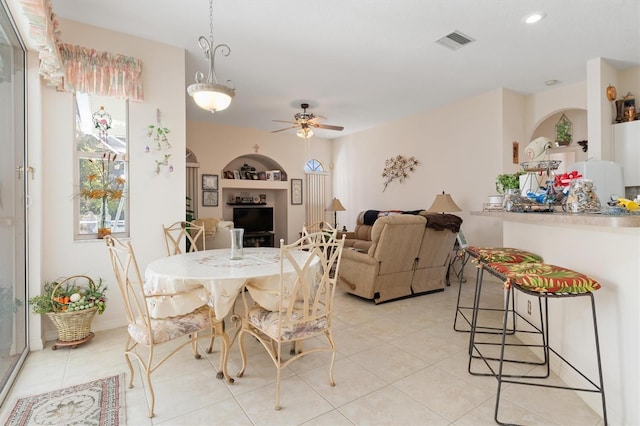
left=291, top=179, right=303, bottom=205
left=233, top=170, right=241, bottom=180
left=202, top=174, right=218, bottom=190
left=280, top=171, right=288, bottom=181
left=202, top=190, right=218, bottom=207
left=258, top=171, right=267, bottom=180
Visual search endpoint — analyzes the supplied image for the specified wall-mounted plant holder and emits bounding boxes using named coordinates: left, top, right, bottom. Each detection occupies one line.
left=555, top=113, right=572, bottom=147
left=146, top=108, right=173, bottom=174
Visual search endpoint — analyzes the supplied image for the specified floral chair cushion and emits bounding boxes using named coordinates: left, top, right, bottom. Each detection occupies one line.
left=128, top=305, right=211, bottom=345
left=247, top=305, right=328, bottom=341
left=488, top=262, right=602, bottom=294
left=467, top=246, right=543, bottom=264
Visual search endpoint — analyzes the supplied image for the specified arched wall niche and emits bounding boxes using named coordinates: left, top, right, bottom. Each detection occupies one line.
left=218, top=153, right=289, bottom=247
left=529, top=108, right=588, bottom=173
left=222, top=153, right=285, bottom=174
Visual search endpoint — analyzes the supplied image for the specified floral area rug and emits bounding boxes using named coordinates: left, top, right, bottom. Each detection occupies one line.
left=3, top=373, right=125, bottom=426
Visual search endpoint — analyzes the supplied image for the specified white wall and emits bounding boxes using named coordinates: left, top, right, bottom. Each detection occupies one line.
left=28, top=19, right=187, bottom=347
left=186, top=121, right=333, bottom=242
left=332, top=89, right=506, bottom=248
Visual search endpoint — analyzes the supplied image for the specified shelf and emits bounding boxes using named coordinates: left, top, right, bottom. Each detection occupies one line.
left=227, top=203, right=267, bottom=206
left=221, top=179, right=287, bottom=190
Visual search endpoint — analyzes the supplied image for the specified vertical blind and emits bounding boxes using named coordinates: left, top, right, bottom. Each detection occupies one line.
left=305, top=172, right=327, bottom=227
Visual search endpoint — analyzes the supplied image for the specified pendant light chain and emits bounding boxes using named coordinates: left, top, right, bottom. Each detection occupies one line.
left=187, top=0, right=235, bottom=113
left=209, top=0, right=214, bottom=43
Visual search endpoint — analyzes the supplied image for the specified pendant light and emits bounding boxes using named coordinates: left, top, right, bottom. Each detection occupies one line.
left=187, top=0, right=235, bottom=113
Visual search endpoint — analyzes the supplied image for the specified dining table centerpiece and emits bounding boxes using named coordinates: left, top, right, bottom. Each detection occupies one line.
left=80, top=152, right=126, bottom=238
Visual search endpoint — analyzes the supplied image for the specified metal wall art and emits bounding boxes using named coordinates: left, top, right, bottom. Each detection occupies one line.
left=381, top=155, right=419, bottom=192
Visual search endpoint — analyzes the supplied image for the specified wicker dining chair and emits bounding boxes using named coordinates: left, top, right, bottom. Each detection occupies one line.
left=162, top=220, right=205, bottom=255
left=236, top=232, right=345, bottom=410
left=104, top=236, right=231, bottom=418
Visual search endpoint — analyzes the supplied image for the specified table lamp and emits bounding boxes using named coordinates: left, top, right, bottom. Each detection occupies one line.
left=328, top=198, right=346, bottom=229
left=427, top=191, right=461, bottom=213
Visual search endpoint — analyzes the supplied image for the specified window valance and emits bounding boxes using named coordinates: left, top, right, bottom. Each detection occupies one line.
left=20, top=0, right=64, bottom=86
left=19, top=0, right=144, bottom=101
left=59, top=43, right=144, bottom=101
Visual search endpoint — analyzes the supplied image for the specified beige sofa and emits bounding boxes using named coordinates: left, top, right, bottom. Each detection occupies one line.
left=338, top=210, right=462, bottom=303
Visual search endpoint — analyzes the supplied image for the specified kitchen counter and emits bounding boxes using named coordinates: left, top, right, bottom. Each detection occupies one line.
left=472, top=210, right=640, bottom=227
left=473, top=210, right=640, bottom=425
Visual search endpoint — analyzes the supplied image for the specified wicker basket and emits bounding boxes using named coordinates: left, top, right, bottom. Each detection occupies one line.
left=46, top=275, right=99, bottom=342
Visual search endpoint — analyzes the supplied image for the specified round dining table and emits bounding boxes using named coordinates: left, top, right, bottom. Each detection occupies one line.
left=144, top=247, right=313, bottom=319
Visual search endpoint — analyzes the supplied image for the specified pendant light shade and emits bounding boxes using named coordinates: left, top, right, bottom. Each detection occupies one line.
left=187, top=0, right=235, bottom=113
left=188, top=82, right=234, bottom=112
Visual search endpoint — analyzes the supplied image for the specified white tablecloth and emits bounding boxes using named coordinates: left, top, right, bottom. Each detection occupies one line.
left=144, top=248, right=313, bottom=318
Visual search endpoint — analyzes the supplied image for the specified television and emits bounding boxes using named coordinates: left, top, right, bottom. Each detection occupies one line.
left=233, top=207, right=274, bottom=233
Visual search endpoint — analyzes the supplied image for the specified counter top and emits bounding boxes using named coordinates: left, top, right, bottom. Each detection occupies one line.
left=471, top=210, right=640, bottom=228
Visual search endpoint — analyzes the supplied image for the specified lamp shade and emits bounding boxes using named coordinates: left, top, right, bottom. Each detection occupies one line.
left=427, top=192, right=461, bottom=213
left=328, top=198, right=346, bottom=211
left=188, top=83, right=235, bottom=113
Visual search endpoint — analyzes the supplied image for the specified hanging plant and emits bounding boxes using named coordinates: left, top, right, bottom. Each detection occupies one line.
left=381, top=155, right=419, bottom=191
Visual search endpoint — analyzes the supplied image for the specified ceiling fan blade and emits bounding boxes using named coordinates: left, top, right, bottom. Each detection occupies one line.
left=271, top=125, right=299, bottom=133
left=313, top=123, right=344, bottom=131
left=309, top=115, right=326, bottom=123
left=273, top=120, right=297, bottom=124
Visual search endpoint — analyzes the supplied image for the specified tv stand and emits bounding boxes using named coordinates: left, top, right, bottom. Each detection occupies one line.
left=243, top=231, right=275, bottom=248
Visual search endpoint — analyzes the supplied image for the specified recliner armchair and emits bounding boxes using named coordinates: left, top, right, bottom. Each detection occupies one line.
left=411, top=212, right=463, bottom=293
left=338, top=211, right=462, bottom=303
left=338, top=214, right=427, bottom=303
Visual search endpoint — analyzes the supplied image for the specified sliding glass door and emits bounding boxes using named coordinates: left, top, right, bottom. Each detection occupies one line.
left=0, top=0, right=28, bottom=406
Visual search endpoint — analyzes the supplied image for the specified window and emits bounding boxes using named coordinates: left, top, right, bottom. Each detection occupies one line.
left=304, top=159, right=324, bottom=172
left=74, top=93, right=129, bottom=239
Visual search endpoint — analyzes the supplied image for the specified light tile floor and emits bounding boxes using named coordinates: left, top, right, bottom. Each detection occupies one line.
left=0, top=279, right=604, bottom=425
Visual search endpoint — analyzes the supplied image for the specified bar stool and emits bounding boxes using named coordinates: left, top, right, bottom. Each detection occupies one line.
left=488, top=262, right=607, bottom=425
left=454, top=246, right=543, bottom=333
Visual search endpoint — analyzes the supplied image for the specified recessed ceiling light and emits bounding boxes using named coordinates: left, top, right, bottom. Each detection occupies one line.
left=545, top=79, right=559, bottom=86
left=523, top=12, right=546, bottom=24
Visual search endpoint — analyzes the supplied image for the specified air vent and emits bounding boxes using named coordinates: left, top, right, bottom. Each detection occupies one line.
left=435, top=30, right=475, bottom=51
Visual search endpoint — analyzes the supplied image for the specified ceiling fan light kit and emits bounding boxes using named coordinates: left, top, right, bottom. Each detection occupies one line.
left=297, top=127, right=314, bottom=139
left=273, top=103, right=344, bottom=139
left=187, top=0, right=235, bottom=113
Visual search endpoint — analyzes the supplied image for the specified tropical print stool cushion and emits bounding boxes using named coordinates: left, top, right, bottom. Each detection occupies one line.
left=488, top=262, right=601, bottom=294
left=466, top=246, right=543, bottom=264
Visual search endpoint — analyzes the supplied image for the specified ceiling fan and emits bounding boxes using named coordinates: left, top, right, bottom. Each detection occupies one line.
left=272, top=103, right=344, bottom=139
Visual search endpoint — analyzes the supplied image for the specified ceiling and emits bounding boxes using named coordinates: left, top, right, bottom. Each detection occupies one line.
left=49, top=0, right=640, bottom=138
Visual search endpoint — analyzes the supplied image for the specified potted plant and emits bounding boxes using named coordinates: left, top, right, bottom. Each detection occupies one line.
left=495, top=172, right=524, bottom=211
left=29, top=275, right=107, bottom=349
left=495, top=172, right=523, bottom=194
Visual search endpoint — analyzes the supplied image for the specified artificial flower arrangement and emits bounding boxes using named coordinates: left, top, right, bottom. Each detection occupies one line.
left=80, top=152, right=126, bottom=238
left=28, top=275, right=107, bottom=315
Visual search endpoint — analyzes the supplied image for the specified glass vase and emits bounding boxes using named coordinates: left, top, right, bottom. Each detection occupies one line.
left=97, top=199, right=111, bottom=239
left=230, top=228, right=244, bottom=259
left=502, top=189, right=520, bottom=212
